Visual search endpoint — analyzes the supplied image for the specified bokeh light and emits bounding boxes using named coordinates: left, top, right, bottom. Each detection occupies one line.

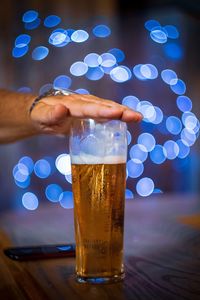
left=137, top=133, right=156, bottom=152
left=150, top=29, right=167, bottom=44
left=161, top=69, right=177, bottom=85
left=163, top=140, right=179, bottom=160
left=22, top=192, right=39, bottom=210
left=53, top=75, right=72, bottom=89
left=136, top=177, right=154, bottom=197
left=127, top=130, right=132, bottom=145
left=110, top=66, right=131, bottom=82
left=17, top=87, right=32, bottom=93
left=70, top=61, right=88, bottom=76
left=122, top=95, right=140, bottom=110
left=129, top=144, right=148, bottom=163
left=166, top=116, right=182, bottom=135
left=108, top=48, right=125, bottom=63
left=140, top=64, right=158, bottom=79
left=181, top=128, right=197, bottom=146
left=49, top=31, right=70, bottom=47
left=39, top=83, right=53, bottom=95
left=45, top=184, right=63, bottom=202
left=86, top=66, right=104, bottom=81
left=176, top=139, right=190, bottom=159
left=164, top=43, right=183, bottom=60
left=177, top=95, right=192, bottom=112
left=92, top=24, right=111, bottom=38
left=44, top=15, right=61, bottom=28
left=127, top=159, right=144, bottom=178
left=34, top=159, right=51, bottom=178
left=12, top=45, right=29, bottom=58
left=25, top=18, right=41, bottom=30
left=125, top=189, right=134, bottom=199
left=150, top=145, right=166, bottom=164
left=59, top=191, right=74, bottom=209
left=75, top=88, right=90, bottom=94
left=145, top=20, right=160, bottom=31
left=32, top=46, right=49, bottom=61
left=84, top=53, right=102, bottom=67
left=15, top=34, right=31, bottom=47
left=170, top=79, right=186, bottom=95
left=22, top=10, right=38, bottom=23
left=19, top=156, right=34, bottom=174
left=71, top=30, right=89, bottom=43
left=163, top=25, right=179, bottom=39
left=150, top=106, right=163, bottom=124
left=55, top=154, right=71, bottom=176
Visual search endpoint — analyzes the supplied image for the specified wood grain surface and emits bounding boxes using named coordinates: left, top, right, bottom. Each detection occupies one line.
left=0, top=194, right=200, bottom=300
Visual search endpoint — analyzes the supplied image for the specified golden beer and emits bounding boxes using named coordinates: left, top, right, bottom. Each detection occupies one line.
left=72, top=162, right=126, bottom=283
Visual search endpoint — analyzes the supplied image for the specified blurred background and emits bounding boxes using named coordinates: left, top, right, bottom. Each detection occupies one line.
left=0, top=0, right=199, bottom=212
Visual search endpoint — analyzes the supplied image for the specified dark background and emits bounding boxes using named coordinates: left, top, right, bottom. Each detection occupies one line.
left=0, top=0, right=199, bottom=212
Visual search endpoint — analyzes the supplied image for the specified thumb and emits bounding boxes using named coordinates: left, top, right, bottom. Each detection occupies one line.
left=31, top=102, right=69, bottom=126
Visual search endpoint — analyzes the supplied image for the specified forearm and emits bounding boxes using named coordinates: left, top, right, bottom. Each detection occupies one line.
left=0, top=89, right=39, bottom=143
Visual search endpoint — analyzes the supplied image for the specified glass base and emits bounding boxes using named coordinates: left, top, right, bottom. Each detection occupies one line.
left=76, top=273, right=125, bottom=284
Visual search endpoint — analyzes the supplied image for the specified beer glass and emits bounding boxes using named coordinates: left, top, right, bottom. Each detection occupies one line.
left=69, top=119, right=127, bottom=284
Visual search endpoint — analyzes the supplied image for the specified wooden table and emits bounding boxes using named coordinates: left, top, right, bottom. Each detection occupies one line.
left=0, top=194, right=200, bottom=300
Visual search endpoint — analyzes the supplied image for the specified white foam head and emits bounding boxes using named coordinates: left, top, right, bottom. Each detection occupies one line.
left=71, top=153, right=126, bottom=164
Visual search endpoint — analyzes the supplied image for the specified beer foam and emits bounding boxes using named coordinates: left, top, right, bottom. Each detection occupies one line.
left=71, top=153, right=126, bottom=164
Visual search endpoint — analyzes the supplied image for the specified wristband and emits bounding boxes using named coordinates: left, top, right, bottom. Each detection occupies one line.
left=29, top=88, right=75, bottom=115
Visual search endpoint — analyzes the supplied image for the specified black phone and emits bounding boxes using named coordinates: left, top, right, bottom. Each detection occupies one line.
left=4, top=244, right=76, bottom=261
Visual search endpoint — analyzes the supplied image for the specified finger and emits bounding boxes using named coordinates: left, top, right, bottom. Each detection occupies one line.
left=31, top=102, right=69, bottom=125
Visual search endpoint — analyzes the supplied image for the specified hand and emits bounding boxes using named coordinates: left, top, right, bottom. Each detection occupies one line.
left=30, top=93, right=143, bottom=135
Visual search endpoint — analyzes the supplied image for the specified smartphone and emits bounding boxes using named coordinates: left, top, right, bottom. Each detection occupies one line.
left=4, top=244, right=76, bottom=261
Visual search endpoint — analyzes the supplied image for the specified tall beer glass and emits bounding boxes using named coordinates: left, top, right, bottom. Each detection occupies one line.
left=69, top=119, right=127, bottom=284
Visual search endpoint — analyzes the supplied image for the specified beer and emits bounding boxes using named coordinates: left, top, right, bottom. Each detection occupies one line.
left=72, top=160, right=126, bottom=282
